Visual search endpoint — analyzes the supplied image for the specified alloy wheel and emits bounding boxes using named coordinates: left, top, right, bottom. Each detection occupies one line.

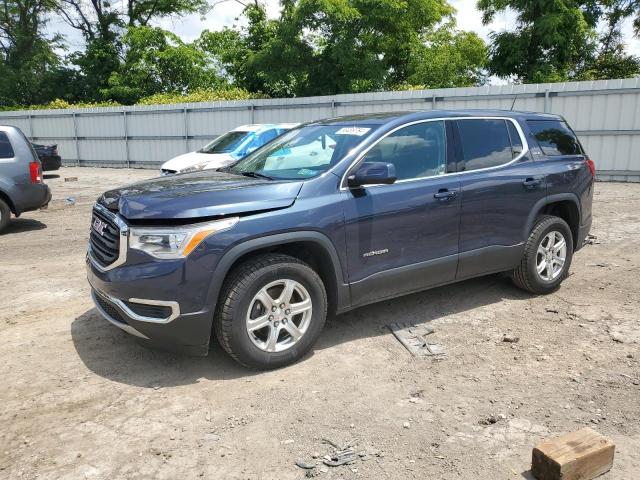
left=246, top=279, right=313, bottom=353
left=536, top=231, right=567, bottom=282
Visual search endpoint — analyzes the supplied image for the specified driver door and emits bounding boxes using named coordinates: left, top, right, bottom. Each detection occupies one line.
left=342, top=120, right=461, bottom=307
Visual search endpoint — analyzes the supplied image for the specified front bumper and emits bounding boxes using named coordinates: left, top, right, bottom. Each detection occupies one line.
left=87, top=255, right=214, bottom=356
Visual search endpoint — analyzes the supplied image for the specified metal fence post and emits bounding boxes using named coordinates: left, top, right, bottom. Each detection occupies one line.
left=27, top=114, right=34, bottom=138
left=331, top=99, right=336, bottom=117
left=544, top=88, right=550, bottom=113
left=183, top=108, right=189, bottom=153
left=123, top=110, right=130, bottom=168
left=72, top=112, right=80, bottom=166
left=250, top=104, right=255, bottom=123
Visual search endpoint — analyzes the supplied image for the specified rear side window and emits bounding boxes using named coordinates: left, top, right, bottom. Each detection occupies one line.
left=527, top=120, right=582, bottom=156
left=457, top=119, right=513, bottom=171
left=0, top=132, right=15, bottom=158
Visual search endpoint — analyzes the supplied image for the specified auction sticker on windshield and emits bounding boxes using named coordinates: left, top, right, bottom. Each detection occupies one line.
left=335, top=127, right=371, bottom=136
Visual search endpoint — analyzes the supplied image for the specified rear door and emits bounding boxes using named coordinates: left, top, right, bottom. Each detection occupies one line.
left=526, top=119, right=593, bottom=228
left=454, top=118, right=548, bottom=279
left=342, top=120, right=461, bottom=306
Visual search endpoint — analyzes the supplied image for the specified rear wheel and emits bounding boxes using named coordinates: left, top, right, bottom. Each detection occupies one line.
left=0, top=198, right=11, bottom=233
left=512, top=215, right=573, bottom=294
left=214, top=254, right=327, bottom=369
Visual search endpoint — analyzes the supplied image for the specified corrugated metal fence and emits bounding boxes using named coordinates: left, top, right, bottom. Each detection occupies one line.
left=1, top=78, right=640, bottom=181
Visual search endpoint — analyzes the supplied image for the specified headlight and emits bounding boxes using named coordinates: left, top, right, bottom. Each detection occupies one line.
left=129, top=217, right=239, bottom=259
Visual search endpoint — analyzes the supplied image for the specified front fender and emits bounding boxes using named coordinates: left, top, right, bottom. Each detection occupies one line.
left=204, top=230, right=351, bottom=315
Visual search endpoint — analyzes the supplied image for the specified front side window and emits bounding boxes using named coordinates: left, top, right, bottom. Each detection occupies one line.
left=527, top=120, right=582, bottom=156
left=457, top=119, right=514, bottom=171
left=361, top=121, right=446, bottom=181
left=228, top=124, right=375, bottom=180
left=0, top=132, right=14, bottom=159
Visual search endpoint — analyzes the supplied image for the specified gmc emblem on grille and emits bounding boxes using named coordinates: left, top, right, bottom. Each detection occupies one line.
left=92, top=217, right=107, bottom=236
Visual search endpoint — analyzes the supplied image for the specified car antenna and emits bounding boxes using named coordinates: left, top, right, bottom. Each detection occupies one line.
left=510, top=93, right=518, bottom=111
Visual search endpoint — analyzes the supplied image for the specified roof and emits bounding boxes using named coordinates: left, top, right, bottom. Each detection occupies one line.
left=314, top=109, right=562, bottom=126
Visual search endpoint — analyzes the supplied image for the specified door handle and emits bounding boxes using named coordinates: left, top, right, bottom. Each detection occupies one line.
left=434, top=189, right=457, bottom=201
left=523, top=177, right=542, bottom=189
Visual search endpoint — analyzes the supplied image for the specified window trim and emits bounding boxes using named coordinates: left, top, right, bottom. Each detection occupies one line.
left=340, top=116, right=529, bottom=190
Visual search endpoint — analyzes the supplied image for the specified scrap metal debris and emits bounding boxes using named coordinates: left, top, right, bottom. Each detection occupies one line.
left=296, top=438, right=375, bottom=475
left=387, top=322, right=446, bottom=359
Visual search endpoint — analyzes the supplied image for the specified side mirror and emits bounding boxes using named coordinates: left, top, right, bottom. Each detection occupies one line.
left=347, top=162, right=397, bottom=188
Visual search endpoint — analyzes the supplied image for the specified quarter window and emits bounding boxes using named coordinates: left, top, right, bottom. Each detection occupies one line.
left=0, top=132, right=14, bottom=159
left=527, top=120, right=582, bottom=156
left=362, top=121, right=447, bottom=181
left=457, top=119, right=514, bottom=171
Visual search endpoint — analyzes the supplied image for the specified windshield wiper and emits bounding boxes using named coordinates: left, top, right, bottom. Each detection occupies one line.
left=239, top=171, right=274, bottom=180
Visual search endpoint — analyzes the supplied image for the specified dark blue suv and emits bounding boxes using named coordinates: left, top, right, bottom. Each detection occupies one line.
left=87, top=110, right=594, bottom=369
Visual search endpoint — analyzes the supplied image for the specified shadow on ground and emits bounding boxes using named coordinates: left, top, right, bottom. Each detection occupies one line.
left=43, top=174, right=60, bottom=179
left=71, top=274, right=531, bottom=388
left=1, top=218, right=46, bottom=234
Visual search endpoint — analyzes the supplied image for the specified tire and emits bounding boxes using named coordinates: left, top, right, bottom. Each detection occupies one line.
left=0, top=198, right=11, bottom=233
left=512, top=215, right=574, bottom=294
left=214, top=253, right=328, bottom=370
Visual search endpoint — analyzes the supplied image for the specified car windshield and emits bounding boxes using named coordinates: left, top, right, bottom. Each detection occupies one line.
left=199, top=131, right=252, bottom=154
left=227, top=124, right=376, bottom=180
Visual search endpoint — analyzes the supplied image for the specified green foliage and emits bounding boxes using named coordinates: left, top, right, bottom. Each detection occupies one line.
left=478, top=0, right=598, bottom=82
left=3, top=0, right=640, bottom=109
left=200, top=0, right=461, bottom=97
left=102, top=26, right=224, bottom=104
left=408, top=23, right=488, bottom=88
left=137, top=88, right=267, bottom=105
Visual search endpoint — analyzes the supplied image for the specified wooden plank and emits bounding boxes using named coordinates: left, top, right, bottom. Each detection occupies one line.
left=531, top=427, right=615, bottom=480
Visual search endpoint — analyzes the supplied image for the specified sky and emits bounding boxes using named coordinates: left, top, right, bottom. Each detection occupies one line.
left=47, top=0, right=640, bottom=64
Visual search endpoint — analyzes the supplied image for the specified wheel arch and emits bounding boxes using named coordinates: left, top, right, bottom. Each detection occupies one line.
left=526, top=194, right=581, bottom=250
left=207, top=231, right=350, bottom=317
left=0, top=187, right=16, bottom=215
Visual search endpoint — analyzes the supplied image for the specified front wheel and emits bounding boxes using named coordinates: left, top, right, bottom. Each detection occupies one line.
left=214, top=254, right=327, bottom=369
left=512, top=215, right=574, bottom=294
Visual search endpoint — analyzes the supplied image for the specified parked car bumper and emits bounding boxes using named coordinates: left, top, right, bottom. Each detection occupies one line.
left=14, top=183, right=51, bottom=215
left=86, top=254, right=214, bottom=356
left=41, top=155, right=62, bottom=172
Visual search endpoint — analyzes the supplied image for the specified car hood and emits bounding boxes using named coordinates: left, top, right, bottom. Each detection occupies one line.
left=161, top=152, right=235, bottom=172
left=99, top=171, right=304, bottom=221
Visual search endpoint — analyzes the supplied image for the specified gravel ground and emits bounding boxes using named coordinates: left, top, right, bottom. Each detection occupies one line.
left=0, top=167, right=638, bottom=480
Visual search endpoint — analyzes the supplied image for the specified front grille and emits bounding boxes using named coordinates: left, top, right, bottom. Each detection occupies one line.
left=123, top=301, right=172, bottom=319
left=90, top=206, right=120, bottom=267
left=94, top=291, right=128, bottom=325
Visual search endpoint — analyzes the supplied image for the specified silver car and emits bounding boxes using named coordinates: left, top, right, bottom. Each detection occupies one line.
left=0, top=125, right=51, bottom=233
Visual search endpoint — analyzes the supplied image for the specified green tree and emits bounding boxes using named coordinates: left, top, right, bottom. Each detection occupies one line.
left=407, top=23, right=488, bottom=88
left=478, top=0, right=598, bottom=82
left=0, top=0, right=68, bottom=106
left=57, top=0, right=210, bottom=101
left=577, top=0, right=640, bottom=79
left=201, top=0, right=458, bottom=97
left=102, top=26, right=224, bottom=104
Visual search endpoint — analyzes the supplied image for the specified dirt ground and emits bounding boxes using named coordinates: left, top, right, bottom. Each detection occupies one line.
left=0, top=166, right=638, bottom=480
